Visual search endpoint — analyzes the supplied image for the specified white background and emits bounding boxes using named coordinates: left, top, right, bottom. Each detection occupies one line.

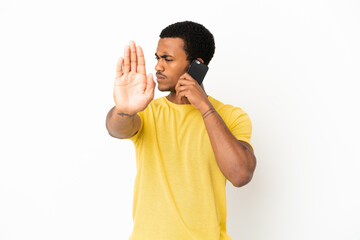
left=1, top=0, right=359, bottom=239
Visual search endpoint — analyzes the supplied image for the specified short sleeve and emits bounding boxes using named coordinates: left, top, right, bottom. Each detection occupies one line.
left=128, top=110, right=144, bottom=143
left=227, top=108, right=253, bottom=150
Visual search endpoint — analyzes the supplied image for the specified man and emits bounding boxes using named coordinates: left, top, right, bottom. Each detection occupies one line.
left=106, top=21, right=256, bottom=240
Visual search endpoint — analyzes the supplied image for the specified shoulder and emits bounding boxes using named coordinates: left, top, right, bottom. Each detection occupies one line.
left=146, top=97, right=165, bottom=108
left=209, top=96, right=253, bottom=145
left=208, top=96, right=249, bottom=122
left=139, top=97, right=166, bottom=114
left=129, top=97, right=166, bottom=142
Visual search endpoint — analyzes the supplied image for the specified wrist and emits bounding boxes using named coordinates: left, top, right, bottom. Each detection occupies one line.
left=199, top=100, right=213, bottom=115
left=114, top=107, right=137, bottom=117
left=117, top=112, right=137, bottom=117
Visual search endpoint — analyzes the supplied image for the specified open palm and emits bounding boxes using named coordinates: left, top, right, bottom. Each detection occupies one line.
left=114, top=41, right=155, bottom=115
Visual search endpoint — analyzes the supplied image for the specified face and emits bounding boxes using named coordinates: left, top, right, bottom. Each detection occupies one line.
left=155, top=37, right=191, bottom=92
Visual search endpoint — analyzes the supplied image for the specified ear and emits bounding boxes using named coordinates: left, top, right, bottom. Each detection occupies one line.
left=197, top=58, right=205, bottom=64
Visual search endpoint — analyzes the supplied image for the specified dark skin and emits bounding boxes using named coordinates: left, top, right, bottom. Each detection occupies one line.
left=107, top=38, right=256, bottom=187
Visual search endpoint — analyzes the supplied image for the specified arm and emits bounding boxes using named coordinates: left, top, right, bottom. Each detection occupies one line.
left=176, top=73, right=256, bottom=187
left=106, top=41, right=155, bottom=139
left=200, top=105, right=256, bottom=187
left=106, top=107, right=141, bottom=139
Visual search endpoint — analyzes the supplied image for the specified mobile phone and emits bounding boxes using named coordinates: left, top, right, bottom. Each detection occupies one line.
left=187, top=59, right=209, bottom=85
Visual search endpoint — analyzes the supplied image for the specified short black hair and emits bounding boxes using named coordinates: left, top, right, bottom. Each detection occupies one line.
left=159, top=21, right=215, bottom=65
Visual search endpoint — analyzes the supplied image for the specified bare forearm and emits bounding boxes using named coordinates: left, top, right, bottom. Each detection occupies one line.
left=201, top=106, right=256, bottom=187
left=106, top=106, right=140, bottom=139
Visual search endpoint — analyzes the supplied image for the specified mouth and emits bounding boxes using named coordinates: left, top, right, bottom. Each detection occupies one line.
left=156, top=72, right=167, bottom=81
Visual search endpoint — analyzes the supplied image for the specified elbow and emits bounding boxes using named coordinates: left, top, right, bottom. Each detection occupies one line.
left=106, top=125, right=124, bottom=139
left=231, top=171, right=254, bottom=188
left=106, top=120, right=125, bottom=139
left=107, top=129, right=127, bottom=139
left=231, top=151, right=257, bottom=188
left=106, top=126, right=134, bottom=139
left=107, top=130, right=119, bottom=139
left=106, top=125, right=118, bottom=139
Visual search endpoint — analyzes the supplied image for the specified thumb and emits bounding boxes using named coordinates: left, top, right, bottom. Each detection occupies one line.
left=145, top=73, right=155, bottom=98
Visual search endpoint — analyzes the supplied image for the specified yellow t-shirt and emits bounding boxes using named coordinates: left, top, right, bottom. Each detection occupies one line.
left=128, top=96, right=252, bottom=240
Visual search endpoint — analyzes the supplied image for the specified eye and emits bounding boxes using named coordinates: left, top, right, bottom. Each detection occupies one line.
left=165, top=59, right=173, bottom=62
left=155, top=55, right=160, bottom=60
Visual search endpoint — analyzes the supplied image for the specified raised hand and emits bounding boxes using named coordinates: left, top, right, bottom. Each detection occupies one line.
left=113, top=41, right=155, bottom=115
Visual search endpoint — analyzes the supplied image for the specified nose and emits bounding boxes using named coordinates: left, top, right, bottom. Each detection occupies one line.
left=155, top=60, right=164, bottom=72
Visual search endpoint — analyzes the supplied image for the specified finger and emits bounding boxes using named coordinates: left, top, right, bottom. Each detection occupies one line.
left=137, top=46, right=146, bottom=74
left=124, top=45, right=130, bottom=73
left=179, top=73, right=187, bottom=79
left=175, top=82, right=190, bottom=95
left=181, top=72, right=196, bottom=82
left=175, top=79, right=185, bottom=93
left=176, top=85, right=187, bottom=93
left=177, top=89, right=189, bottom=99
left=145, top=73, right=155, bottom=98
left=116, top=57, right=124, bottom=79
left=130, top=40, right=137, bottom=72
left=176, top=79, right=192, bottom=88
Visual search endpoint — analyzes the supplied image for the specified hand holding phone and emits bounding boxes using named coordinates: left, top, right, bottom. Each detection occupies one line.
left=187, top=59, right=209, bottom=85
